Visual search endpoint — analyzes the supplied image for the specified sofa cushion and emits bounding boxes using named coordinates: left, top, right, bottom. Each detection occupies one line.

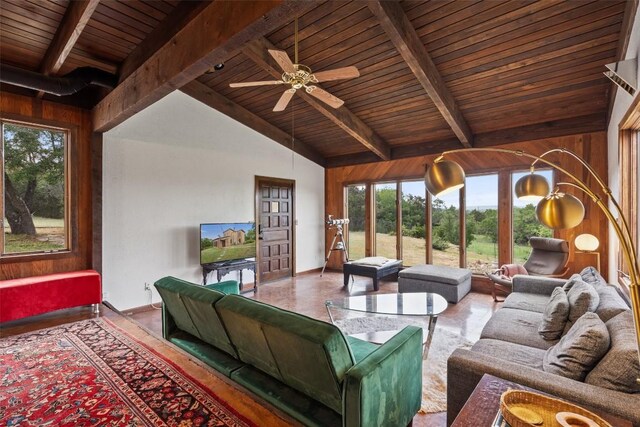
left=538, top=287, right=570, bottom=341
left=561, top=274, right=584, bottom=292
left=480, top=308, right=557, bottom=350
left=502, top=293, right=550, bottom=313
left=398, top=264, right=471, bottom=285
left=579, top=266, right=607, bottom=288
left=471, top=339, right=545, bottom=370
left=564, top=279, right=599, bottom=331
left=154, top=276, right=237, bottom=358
left=216, top=294, right=354, bottom=414
left=543, top=312, right=610, bottom=381
left=586, top=311, right=640, bottom=393
left=594, top=285, right=630, bottom=322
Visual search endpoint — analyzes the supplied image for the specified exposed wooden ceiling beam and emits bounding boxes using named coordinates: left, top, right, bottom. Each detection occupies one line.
left=606, top=0, right=638, bottom=124
left=325, top=114, right=606, bottom=168
left=242, top=37, right=391, bottom=161
left=181, top=81, right=326, bottom=167
left=92, top=1, right=313, bottom=133
left=36, top=0, right=100, bottom=98
left=367, top=0, right=473, bottom=148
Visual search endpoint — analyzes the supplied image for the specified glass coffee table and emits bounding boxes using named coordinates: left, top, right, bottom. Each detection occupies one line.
left=325, top=292, right=448, bottom=360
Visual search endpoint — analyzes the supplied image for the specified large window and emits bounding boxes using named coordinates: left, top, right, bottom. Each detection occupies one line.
left=465, top=174, right=499, bottom=274
left=345, top=184, right=365, bottom=260
left=401, top=180, right=426, bottom=266
left=431, top=189, right=460, bottom=267
left=375, top=183, right=397, bottom=259
left=1, top=121, right=68, bottom=256
left=512, top=169, right=553, bottom=264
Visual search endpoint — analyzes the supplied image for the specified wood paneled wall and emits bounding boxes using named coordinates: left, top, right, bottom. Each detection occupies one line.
left=1, top=91, right=94, bottom=279
left=325, top=132, right=610, bottom=279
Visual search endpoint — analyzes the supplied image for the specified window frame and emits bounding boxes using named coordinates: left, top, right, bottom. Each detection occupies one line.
left=0, top=115, right=77, bottom=261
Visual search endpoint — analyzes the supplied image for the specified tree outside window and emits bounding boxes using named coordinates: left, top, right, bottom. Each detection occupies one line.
left=2, top=122, right=68, bottom=255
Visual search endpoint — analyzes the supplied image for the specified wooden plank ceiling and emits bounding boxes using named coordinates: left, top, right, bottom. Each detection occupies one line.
left=0, top=0, right=630, bottom=167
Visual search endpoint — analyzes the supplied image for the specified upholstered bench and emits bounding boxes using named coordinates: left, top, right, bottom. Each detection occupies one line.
left=399, top=264, right=471, bottom=303
left=343, top=257, right=402, bottom=291
left=0, top=270, right=102, bottom=323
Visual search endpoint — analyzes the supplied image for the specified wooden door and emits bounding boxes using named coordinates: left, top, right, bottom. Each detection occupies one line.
left=256, top=177, right=294, bottom=283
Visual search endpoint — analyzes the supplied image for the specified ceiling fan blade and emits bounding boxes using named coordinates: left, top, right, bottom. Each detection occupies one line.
left=305, top=86, right=344, bottom=108
left=313, top=66, right=360, bottom=82
left=229, top=80, right=284, bottom=88
left=268, top=49, right=296, bottom=73
left=273, top=89, right=296, bottom=112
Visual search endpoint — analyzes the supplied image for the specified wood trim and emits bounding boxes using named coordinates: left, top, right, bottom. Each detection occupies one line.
left=180, top=81, right=325, bottom=166
left=92, top=1, right=314, bottom=132
left=365, top=184, right=373, bottom=257
left=325, top=114, right=607, bottom=168
left=459, top=188, right=466, bottom=267
left=242, top=37, right=391, bottom=160
left=91, top=132, right=102, bottom=273
left=38, top=0, right=100, bottom=76
left=607, top=0, right=639, bottom=124
left=367, top=0, right=473, bottom=148
left=620, top=92, right=640, bottom=130
left=396, top=183, right=402, bottom=260
left=425, top=191, right=432, bottom=264
left=497, top=170, right=513, bottom=265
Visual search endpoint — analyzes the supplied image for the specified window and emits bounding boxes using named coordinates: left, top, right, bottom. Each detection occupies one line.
left=512, top=169, right=553, bottom=264
left=375, top=183, right=397, bottom=259
left=401, top=180, right=426, bottom=266
left=345, top=184, right=365, bottom=260
left=465, top=174, right=499, bottom=274
left=618, top=130, right=639, bottom=282
left=431, top=188, right=460, bottom=267
left=1, top=121, right=69, bottom=255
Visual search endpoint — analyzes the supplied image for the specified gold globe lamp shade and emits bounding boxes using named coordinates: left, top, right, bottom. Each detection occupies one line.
left=575, top=233, right=600, bottom=252
left=515, top=173, right=550, bottom=202
left=425, top=159, right=465, bottom=197
left=536, top=191, right=585, bottom=230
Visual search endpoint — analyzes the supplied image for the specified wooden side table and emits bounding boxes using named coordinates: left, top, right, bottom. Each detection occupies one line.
left=451, top=374, right=632, bottom=427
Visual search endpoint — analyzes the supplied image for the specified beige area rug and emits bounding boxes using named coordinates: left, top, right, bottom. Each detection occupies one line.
left=335, top=316, right=473, bottom=413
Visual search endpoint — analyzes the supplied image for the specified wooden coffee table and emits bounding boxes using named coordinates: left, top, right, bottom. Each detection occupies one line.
left=451, top=374, right=632, bottom=427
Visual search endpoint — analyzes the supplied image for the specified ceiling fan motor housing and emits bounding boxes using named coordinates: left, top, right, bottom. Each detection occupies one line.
left=282, top=64, right=317, bottom=89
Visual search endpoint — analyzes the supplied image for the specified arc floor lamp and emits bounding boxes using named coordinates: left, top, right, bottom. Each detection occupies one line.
left=425, top=147, right=640, bottom=371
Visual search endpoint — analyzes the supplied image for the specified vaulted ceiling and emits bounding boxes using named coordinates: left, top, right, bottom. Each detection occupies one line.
left=0, top=0, right=634, bottom=167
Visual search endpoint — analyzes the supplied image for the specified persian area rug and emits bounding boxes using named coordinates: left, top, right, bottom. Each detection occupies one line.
left=335, top=316, right=473, bottom=414
left=0, top=318, right=254, bottom=427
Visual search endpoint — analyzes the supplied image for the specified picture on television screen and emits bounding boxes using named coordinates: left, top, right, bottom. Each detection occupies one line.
left=200, top=222, right=256, bottom=265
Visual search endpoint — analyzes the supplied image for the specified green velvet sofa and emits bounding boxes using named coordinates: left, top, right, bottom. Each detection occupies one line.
left=154, top=276, right=423, bottom=427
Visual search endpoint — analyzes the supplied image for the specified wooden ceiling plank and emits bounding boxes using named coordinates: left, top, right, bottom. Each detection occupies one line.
left=241, top=36, right=391, bottom=161
left=368, top=0, right=473, bottom=148
left=92, top=1, right=314, bottom=133
left=37, top=0, right=100, bottom=76
left=607, top=0, right=638, bottom=123
left=180, top=81, right=325, bottom=167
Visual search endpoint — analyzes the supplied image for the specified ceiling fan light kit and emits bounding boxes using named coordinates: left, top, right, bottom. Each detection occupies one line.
left=229, top=18, right=359, bottom=112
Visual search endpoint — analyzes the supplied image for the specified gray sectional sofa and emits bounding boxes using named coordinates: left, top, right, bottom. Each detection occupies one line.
left=447, top=268, right=640, bottom=426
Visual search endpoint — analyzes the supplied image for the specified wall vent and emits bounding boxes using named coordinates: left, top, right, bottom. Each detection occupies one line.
left=604, top=59, right=637, bottom=96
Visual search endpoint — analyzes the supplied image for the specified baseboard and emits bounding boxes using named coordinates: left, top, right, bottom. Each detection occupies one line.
left=121, top=303, right=162, bottom=315
left=296, top=267, right=324, bottom=275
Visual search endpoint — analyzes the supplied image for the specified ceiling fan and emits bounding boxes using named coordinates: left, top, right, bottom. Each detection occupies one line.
left=229, top=18, right=360, bottom=112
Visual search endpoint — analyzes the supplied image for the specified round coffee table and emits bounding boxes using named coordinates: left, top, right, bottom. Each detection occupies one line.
left=325, top=292, right=448, bottom=360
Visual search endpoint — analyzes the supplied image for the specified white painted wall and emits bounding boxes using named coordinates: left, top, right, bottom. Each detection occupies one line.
left=607, top=11, right=640, bottom=282
left=103, top=91, right=325, bottom=310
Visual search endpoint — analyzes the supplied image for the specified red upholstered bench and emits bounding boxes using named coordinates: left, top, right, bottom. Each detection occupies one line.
left=0, top=270, right=102, bottom=323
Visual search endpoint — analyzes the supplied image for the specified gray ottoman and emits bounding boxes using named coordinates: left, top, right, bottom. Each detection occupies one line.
left=399, top=264, right=472, bottom=303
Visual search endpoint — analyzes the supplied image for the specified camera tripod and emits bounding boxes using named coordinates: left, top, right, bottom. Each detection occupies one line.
left=321, top=223, right=349, bottom=277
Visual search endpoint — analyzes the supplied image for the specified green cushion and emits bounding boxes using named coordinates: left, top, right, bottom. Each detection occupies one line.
left=346, top=336, right=379, bottom=363
left=216, top=294, right=355, bottom=414
left=169, top=332, right=244, bottom=377
left=204, top=280, right=239, bottom=295
left=154, top=276, right=237, bottom=357
left=231, top=365, right=341, bottom=427
left=343, top=326, right=423, bottom=427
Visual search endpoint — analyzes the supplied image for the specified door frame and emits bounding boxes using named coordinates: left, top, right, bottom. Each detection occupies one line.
left=255, top=176, right=296, bottom=281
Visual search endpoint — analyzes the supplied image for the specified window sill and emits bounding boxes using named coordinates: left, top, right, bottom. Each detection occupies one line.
left=0, top=250, right=74, bottom=264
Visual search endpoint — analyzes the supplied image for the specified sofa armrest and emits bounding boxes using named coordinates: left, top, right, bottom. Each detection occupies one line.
left=161, top=303, right=178, bottom=340
left=204, top=280, right=239, bottom=295
left=343, top=326, right=422, bottom=427
left=447, top=348, right=640, bottom=426
left=512, top=275, right=566, bottom=295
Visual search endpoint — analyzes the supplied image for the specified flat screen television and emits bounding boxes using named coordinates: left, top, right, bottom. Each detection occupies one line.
left=200, top=222, right=256, bottom=265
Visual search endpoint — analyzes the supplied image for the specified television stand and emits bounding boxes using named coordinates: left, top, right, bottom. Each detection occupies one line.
left=202, top=259, right=257, bottom=294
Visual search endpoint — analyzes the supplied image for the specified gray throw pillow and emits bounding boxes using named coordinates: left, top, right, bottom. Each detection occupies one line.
left=543, top=312, right=610, bottom=381
left=594, top=285, right=630, bottom=322
left=538, top=287, right=570, bottom=341
left=585, top=311, right=640, bottom=393
left=565, top=279, right=600, bottom=326
left=580, top=266, right=605, bottom=288
left=562, top=274, right=583, bottom=292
